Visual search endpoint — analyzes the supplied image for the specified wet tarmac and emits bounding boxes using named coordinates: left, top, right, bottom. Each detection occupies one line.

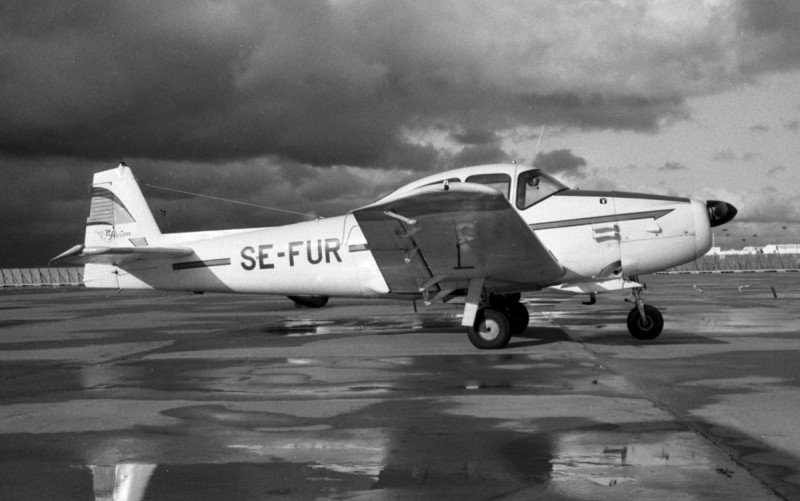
left=1, top=273, right=799, bottom=500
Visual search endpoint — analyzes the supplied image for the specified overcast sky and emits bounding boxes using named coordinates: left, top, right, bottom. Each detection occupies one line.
left=3, top=0, right=800, bottom=266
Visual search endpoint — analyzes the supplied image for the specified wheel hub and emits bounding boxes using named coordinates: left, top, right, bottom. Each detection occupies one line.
left=480, top=321, right=500, bottom=341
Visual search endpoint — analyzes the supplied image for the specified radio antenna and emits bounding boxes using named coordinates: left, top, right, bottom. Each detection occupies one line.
left=534, top=124, right=546, bottom=167
left=535, top=125, right=546, bottom=151
left=143, top=182, right=320, bottom=220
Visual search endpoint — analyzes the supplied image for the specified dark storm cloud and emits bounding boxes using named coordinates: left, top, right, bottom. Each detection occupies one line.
left=0, top=1, right=403, bottom=167
left=126, top=159, right=392, bottom=231
left=449, top=145, right=512, bottom=169
left=532, top=149, right=587, bottom=177
left=738, top=0, right=800, bottom=73
left=4, top=0, right=787, bottom=169
left=0, top=156, right=102, bottom=266
left=450, top=129, right=501, bottom=146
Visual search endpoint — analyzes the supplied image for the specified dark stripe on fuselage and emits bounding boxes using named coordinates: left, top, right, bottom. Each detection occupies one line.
left=529, top=209, right=675, bottom=231
left=172, top=258, right=231, bottom=271
left=558, top=190, right=689, bottom=203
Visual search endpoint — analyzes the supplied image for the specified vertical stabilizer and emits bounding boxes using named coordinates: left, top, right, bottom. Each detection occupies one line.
left=84, top=163, right=161, bottom=248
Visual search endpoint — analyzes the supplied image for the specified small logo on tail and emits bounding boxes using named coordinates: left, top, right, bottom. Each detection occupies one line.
left=95, top=228, right=133, bottom=242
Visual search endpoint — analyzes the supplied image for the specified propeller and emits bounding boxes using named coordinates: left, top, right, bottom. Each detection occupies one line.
left=706, top=200, right=737, bottom=227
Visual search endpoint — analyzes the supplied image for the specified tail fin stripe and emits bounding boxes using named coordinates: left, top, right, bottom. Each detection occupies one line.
left=87, top=187, right=136, bottom=225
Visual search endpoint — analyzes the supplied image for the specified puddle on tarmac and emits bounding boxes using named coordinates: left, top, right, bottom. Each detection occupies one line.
left=269, top=315, right=460, bottom=337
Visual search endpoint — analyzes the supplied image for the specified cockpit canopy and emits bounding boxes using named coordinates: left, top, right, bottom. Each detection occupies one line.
left=381, top=164, right=569, bottom=211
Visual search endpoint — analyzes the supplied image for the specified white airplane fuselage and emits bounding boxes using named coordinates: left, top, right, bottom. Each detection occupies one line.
left=82, top=164, right=716, bottom=297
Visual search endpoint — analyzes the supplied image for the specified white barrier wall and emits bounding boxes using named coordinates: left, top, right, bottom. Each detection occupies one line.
left=0, top=268, right=83, bottom=286
left=667, top=253, right=800, bottom=273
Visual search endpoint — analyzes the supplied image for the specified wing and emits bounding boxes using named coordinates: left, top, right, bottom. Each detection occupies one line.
left=51, top=244, right=193, bottom=266
left=352, top=182, right=564, bottom=298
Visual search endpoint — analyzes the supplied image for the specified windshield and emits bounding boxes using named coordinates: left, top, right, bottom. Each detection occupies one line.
left=516, top=170, right=568, bottom=209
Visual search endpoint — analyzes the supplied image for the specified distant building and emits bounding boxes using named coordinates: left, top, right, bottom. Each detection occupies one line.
left=708, top=243, right=800, bottom=256
left=761, top=243, right=800, bottom=254
left=668, top=244, right=800, bottom=272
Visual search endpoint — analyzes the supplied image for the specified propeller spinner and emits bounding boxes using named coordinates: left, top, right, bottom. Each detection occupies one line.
left=706, top=200, right=737, bottom=227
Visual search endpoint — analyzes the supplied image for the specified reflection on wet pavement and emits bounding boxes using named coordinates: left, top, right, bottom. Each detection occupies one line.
left=550, top=431, right=712, bottom=489
left=271, top=315, right=460, bottom=337
left=91, top=464, right=155, bottom=501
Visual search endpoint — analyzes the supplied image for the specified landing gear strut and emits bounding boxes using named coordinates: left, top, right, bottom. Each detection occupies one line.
left=466, top=294, right=530, bottom=349
left=626, top=285, right=663, bottom=340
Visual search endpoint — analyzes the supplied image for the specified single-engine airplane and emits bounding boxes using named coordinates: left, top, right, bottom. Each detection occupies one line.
left=53, top=162, right=736, bottom=349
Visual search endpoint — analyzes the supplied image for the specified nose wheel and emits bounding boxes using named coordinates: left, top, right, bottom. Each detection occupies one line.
left=626, top=285, right=663, bottom=340
left=627, top=304, right=664, bottom=340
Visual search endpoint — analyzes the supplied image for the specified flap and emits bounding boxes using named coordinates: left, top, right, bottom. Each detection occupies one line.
left=549, top=278, right=642, bottom=294
left=352, top=183, right=564, bottom=294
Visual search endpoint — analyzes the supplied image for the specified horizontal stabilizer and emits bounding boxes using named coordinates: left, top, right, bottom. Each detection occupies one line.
left=51, top=244, right=193, bottom=266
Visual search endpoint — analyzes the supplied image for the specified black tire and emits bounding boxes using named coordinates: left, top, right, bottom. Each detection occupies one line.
left=627, top=304, right=664, bottom=340
left=287, top=295, right=329, bottom=308
left=467, top=308, right=511, bottom=349
left=488, top=293, right=521, bottom=308
left=508, top=302, right=530, bottom=334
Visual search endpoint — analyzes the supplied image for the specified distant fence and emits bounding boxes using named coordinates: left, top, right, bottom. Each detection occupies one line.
left=1, top=267, right=83, bottom=287
left=668, top=253, right=800, bottom=273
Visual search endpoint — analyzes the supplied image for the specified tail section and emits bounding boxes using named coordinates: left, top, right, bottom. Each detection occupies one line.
left=52, top=162, right=192, bottom=289
left=84, top=163, right=161, bottom=248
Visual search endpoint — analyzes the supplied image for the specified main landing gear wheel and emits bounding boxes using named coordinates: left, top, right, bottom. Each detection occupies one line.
left=627, top=304, right=664, bottom=340
left=468, top=308, right=511, bottom=349
left=488, top=294, right=530, bottom=334
left=507, top=302, right=530, bottom=334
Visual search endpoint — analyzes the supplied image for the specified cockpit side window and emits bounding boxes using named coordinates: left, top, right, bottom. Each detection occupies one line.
left=516, top=170, right=567, bottom=210
left=465, top=173, right=511, bottom=199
